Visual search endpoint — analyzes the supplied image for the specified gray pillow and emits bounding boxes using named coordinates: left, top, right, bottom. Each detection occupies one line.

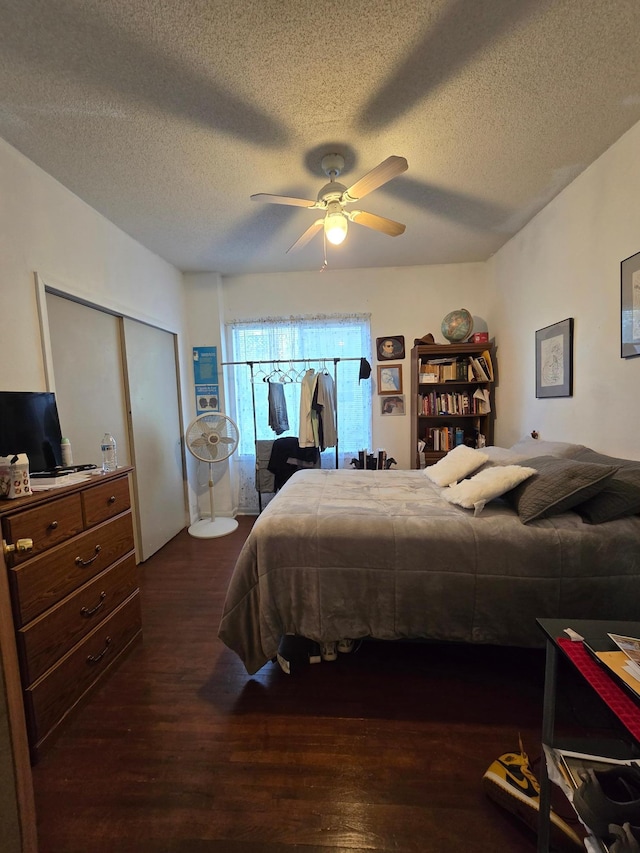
left=508, top=438, right=587, bottom=459
left=570, top=448, right=640, bottom=524
left=503, top=456, right=619, bottom=524
left=481, top=446, right=531, bottom=466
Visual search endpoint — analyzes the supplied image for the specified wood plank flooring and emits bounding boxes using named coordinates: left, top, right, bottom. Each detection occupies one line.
left=31, top=517, right=572, bottom=852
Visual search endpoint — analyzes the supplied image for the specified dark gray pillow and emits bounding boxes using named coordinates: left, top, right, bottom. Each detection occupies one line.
left=569, top=448, right=640, bottom=524
left=503, top=456, right=619, bottom=524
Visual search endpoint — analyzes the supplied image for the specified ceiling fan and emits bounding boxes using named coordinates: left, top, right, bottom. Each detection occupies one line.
left=250, top=154, right=408, bottom=253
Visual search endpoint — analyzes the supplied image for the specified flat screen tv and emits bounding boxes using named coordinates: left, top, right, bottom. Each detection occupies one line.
left=0, top=391, right=64, bottom=474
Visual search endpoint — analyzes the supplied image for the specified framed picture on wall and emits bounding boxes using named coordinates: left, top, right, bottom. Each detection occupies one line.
left=380, top=395, right=405, bottom=415
left=377, top=364, right=403, bottom=395
left=376, top=336, right=405, bottom=360
left=621, top=250, right=640, bottom=358
left=535, top=318, right=573, bottom=398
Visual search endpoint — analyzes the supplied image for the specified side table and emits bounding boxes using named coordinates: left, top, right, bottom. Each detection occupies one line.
left=536, top=618, right=640, bottom=853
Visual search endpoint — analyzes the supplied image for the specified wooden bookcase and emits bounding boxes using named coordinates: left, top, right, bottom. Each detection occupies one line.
left=410, top=341, right=495, bottom=469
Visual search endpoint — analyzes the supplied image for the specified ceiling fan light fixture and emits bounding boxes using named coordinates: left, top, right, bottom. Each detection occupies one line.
left=324, top=202, right=348, bottom=245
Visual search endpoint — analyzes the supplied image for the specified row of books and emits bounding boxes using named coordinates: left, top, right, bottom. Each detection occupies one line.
left=419, top=390, right=476, bottom=416
left=424, top=426, right=466, bottom=452
left=419, top=358, right=469, bottom=382
left=418, top=350, right=494, bottom=383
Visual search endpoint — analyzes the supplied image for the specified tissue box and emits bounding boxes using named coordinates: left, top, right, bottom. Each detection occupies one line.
left=0, top=454, right=32, bottom=499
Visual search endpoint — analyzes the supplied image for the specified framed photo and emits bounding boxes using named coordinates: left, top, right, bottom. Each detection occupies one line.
left=377, top=364, right=403, bottom=395
left=376, top=335, right=405, bottom=361
left=380, top=394, right=405, bottom=415
left=535, top=318, right=573, bottom=398
left=621, top=250, right=640, bottom=358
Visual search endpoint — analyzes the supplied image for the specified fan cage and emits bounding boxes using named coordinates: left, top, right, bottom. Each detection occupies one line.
left=186, top=413, right=239, bottom=464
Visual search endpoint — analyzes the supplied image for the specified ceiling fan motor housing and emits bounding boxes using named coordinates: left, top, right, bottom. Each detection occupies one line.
left=317, top=181, right=347, bottom=206
left=320, top=153, right=345, bottom=178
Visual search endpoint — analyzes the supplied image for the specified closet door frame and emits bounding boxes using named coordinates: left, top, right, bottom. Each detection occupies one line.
left=34, top=272, right=188, bottom=561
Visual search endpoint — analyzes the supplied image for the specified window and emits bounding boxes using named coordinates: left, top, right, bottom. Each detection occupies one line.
left=226, top=314, right=371, bottom=512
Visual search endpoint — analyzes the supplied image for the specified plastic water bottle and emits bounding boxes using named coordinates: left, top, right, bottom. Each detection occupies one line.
left=101, top=433, right=117, bottom=472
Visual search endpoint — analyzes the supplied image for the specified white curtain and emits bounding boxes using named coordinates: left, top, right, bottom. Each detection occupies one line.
left=225, top=314, right=372, bottom=513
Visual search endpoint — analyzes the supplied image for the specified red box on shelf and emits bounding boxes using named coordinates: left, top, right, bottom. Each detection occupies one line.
left=471, top=332, right=489, bottom=343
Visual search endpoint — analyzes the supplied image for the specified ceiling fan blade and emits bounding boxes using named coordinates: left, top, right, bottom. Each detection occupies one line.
left=250, top=193, right=317, bottom=208
left=343, top=156, right=408, bottom=202
left=286, top=219, right=324, bottom=253
left=350, top=210, right=406, bottom=237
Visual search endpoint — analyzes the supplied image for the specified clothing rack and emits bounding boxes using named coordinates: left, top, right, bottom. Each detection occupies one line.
left=220, top=356, right=365, bottom=510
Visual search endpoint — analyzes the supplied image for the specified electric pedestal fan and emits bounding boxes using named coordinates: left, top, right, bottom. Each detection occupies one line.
left=186, top=412, right=240, bottom=539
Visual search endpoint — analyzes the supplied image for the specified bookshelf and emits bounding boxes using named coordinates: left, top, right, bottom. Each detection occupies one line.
left=410, top=341, right=495, bottom=469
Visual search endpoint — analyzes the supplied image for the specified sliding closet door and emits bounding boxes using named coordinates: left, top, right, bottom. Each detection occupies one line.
left=46, top=293, right=130, bottom=469
left=45, top=292, right=187, bottom=562
left=122, top=318, right=187, bottom=560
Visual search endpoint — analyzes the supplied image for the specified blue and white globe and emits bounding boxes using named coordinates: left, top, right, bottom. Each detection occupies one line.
left=441, top=309, right=474, bottom=343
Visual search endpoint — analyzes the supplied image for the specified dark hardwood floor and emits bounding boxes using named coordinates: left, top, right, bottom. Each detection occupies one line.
left=31, top=517, right=571, bottom=852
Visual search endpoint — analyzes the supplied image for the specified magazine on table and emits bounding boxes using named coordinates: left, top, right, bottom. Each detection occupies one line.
left=607, top=633, right=640, bottom=682
left=579, top=631, right=640, bottom=700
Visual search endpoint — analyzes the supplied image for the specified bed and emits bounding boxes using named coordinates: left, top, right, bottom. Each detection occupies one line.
left=218, top=439, right=640, bottom=674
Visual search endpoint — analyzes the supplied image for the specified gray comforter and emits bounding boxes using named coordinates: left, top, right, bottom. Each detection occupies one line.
left=218, top=469, right=640, bottom=674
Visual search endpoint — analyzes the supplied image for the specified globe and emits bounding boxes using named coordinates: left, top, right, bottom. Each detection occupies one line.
left=441, top=309, right=474, bottom=343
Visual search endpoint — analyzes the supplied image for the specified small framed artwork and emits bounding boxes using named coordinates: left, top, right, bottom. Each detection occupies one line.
left=377, top=364, right=403, bottom=395
left=376, top=335, right=405, bottom=360
left=621, top=250, right=640, bottom=358
left=380, top=395, right=405, bottom=415
left=535, top=318, right=574, bottom=398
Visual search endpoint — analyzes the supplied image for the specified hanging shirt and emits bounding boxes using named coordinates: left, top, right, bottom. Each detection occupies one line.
left=313, top=372, right=337, bottom=450
left=267, top=380, right=289, bottom=435
left=298, top=369, right=318, bottom=447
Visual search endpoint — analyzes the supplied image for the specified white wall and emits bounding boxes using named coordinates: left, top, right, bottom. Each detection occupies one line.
left=0, top=136, right=188, bottom=396
left=220, top=264, right=489, bottom=470
left=0, top=137, right=200, bottom=510
left=182, top=272, right=237, bottom=520
left=487, top=120, right=640, bottom=459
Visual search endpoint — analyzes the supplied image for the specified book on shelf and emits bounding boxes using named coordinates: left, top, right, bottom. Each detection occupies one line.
left=480, top=349, right=494, bottom=380
left=420, top=357, right=473, bottom=383
left=472, top=387, right=491, bottom=414
left=469, top=356, right=489, bottom=381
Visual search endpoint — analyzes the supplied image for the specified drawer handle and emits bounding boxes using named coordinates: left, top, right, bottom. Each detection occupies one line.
left=49, top=521, right=58, bottom=530
left=75, top=545, right=102, bottom=567
left=108, top=495, right=116, bottom=504
left=80, top=591, right=106, bottom=618
left=2, top=538, right=33, bottom=556
left=87, top=636, right=111, bottom=664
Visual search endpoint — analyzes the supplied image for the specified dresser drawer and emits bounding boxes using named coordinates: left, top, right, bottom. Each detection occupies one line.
left=82, top=475, right=131, bottom=527
left=18, top=553, right=138, bottom=684
left=3, top=494, right=83, bottom=564
left=10, top=512, right=134, bottom=625
left=26, top=591, right=142, bottom=745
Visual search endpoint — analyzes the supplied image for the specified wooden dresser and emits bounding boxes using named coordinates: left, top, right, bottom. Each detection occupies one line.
left=0, top=468, right=141, bottom=762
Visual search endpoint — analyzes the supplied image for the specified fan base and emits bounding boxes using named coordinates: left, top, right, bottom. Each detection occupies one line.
left=188, top=517, right=239, bottom=539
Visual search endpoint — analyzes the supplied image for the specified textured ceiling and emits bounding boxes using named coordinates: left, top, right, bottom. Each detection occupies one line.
left=2, top=0, right=640, bottom=275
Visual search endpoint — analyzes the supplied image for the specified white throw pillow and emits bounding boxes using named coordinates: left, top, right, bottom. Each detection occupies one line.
left=424, top=445, right=489, bottom=487
left=443, top=464, right=537, bottom=515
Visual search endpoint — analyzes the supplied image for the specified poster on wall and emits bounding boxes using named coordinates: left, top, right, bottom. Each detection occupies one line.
left=193, top=347, right=220, bottom=414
